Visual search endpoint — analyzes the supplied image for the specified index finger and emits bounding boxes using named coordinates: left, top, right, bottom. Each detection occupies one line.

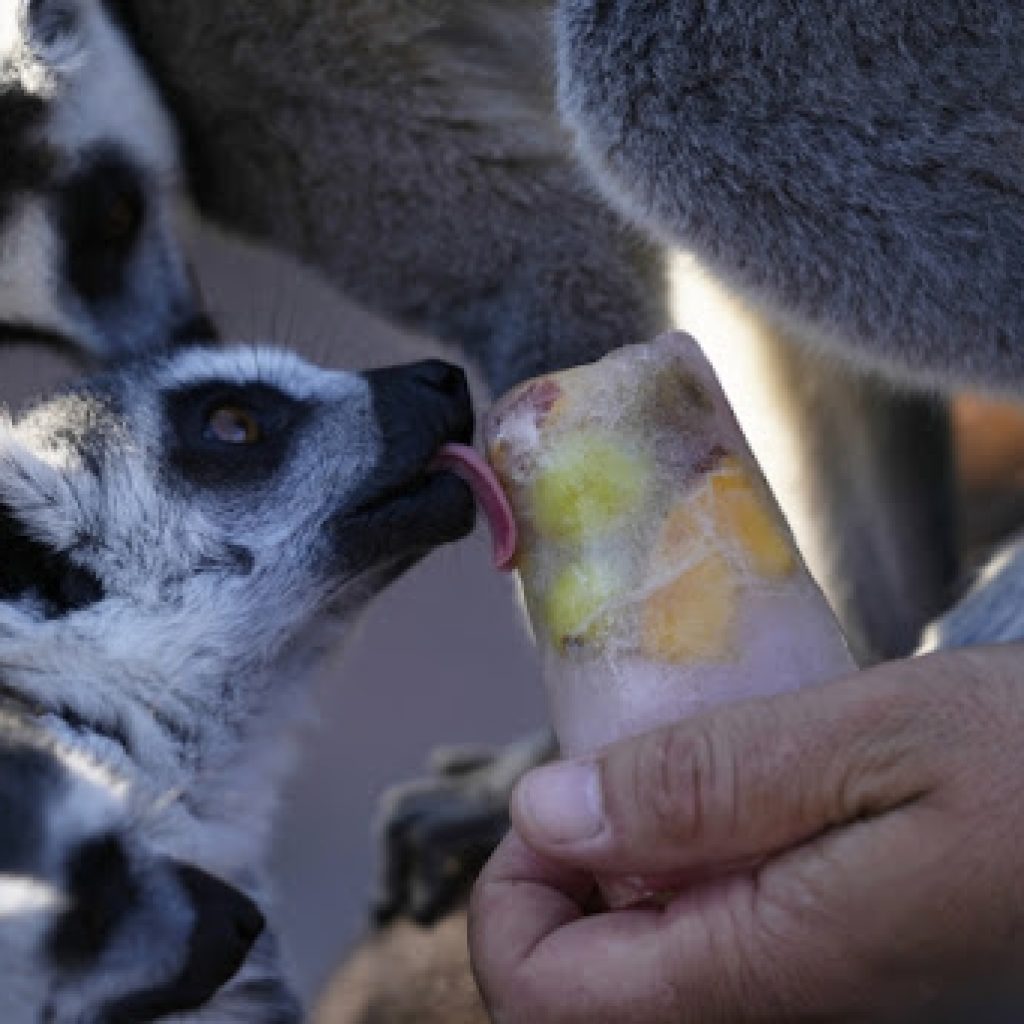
left=469, top=831, right=751, bottom=1022
left=468, top=831, right=592, bottom=986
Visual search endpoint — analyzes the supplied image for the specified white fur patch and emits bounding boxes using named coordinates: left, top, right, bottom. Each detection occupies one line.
left=0, top=6, right=20, bottom=59
left=0, top=877, right=65, bottom=919
left=0, top=200, right=82, bottom=340
left=48, top=2, right=180, bottom=182
left=158, top=345, right=365, bottom=404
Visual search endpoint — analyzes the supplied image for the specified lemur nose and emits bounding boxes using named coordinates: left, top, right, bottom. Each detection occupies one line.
left=363, top=359, right=475, bottom=448
left=408, top=360, right=468, bottom=397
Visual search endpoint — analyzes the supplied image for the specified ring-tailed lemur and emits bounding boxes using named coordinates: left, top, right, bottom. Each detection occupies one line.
left=0, top=0, right=208, bottom=361
left=0, top=340, right=481, bottom=1021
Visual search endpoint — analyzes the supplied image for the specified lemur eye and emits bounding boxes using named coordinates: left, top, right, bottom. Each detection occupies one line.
left=59, top=147, right=149, bottom=304
left=203, top=406, right=262, bottom=445
left=98, top=191, right=144, bottom=247
left=168, top=382, right=306, bottom=486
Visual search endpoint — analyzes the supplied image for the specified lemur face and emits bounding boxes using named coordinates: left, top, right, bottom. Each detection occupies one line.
left=0, top=346, right=477, bottom=682
left=0, top=725, right=264, bottom=1024
left=0, top=0, right=208, bottom=360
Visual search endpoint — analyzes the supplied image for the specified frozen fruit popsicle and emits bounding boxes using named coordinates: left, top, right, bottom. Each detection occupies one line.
left=482, top=331, right=856, bottom=762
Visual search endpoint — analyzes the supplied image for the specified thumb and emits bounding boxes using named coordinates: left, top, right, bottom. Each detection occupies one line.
left=510, top=654, right=955, bottom=878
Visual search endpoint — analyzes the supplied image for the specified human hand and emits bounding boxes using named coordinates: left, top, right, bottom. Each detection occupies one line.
left=469, top=646, right=1024, bottom=1022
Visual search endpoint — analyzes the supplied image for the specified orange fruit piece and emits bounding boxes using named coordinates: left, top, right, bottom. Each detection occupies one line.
left=711, top=459, right=795, bottom=579
left=641, top=552, right=737, bottom=663
left=654, top=489, right=714, bottom=565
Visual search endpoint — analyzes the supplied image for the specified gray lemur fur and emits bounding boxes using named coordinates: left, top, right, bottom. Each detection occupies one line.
left=114, top=0, right=669, bottom=394
left=0, top=341, right=482, bottom=1020
left=555, top=0, right=1024, bottom=393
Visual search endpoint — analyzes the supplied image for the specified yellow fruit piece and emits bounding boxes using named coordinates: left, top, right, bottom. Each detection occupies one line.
left=544, top=559, right=621, bottom=649
left=641, top=553, right=737, bottom=663
left=532, top=433, right=650, bottom=542
left=711, top=459, right=795, bottom=579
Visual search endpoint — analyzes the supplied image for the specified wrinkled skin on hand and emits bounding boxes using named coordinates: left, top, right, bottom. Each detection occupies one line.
left=470, top=646, right=1024, bottom=1023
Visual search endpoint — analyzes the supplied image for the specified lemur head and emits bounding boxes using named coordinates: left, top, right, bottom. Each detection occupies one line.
left=0, top=0, right=208, bottom=361
left=0, top=345, right=476, bottom=712
left=0, top=345, right=478, bottom=1020
left=0, top=722, right=264, bottom=1024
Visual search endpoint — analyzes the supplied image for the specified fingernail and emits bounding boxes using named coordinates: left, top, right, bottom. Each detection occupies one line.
left=515, top=762, right=603, bottom=844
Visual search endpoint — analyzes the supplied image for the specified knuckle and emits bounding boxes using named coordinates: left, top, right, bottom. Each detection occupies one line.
left=636, top=723, right=732, bottom=844
left=951, top=649, right=1024, bottom=734
left=829, top=651, right=1017, bottom=818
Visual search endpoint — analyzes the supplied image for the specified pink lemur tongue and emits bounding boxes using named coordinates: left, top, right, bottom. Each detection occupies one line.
left=429, top=444, right=517, bottom=570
